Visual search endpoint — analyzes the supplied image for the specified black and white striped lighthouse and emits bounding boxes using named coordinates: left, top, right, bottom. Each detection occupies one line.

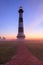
left=17, top=6, right=25, bottom=39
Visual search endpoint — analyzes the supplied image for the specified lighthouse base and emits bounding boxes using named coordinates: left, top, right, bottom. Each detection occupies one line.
left=17, top=34, right=25, bottom=41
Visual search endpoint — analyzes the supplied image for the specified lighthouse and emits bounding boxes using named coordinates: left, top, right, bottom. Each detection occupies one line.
left=17, top=6, right=25, bottom=40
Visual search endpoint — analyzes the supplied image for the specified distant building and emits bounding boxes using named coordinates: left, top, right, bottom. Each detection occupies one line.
left=3, top=37, right=6, bottom=40
left=0, top=36, right=1, bottom=39
left=0, top=36, right=6, bottom=41
left=17, top=6, right=25, bottom=40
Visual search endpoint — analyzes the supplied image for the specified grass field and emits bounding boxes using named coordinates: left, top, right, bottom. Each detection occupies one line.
left=25, top=40, right=43, bottom=61
left=0, top=40, right=18, bottom=64
left=0, top=40, right=43, bottom=64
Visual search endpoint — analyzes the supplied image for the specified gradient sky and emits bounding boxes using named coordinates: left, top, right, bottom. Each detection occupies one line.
left=0, top=0, right=43, bottom=39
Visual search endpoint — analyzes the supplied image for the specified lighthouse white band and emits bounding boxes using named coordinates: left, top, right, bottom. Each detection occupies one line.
left=19, top=22, right=23, bottom=27
left=19, top=13, right=23, bottom=18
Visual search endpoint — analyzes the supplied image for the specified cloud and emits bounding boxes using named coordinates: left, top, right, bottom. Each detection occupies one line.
left=28, top=2, right=43, bottom=32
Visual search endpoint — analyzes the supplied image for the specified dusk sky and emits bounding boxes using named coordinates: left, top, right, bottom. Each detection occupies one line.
left=0, top=0, right=43, bottom=39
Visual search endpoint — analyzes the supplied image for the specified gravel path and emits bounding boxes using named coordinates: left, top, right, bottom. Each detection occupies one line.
left=4, top=44, right=43, bottom=65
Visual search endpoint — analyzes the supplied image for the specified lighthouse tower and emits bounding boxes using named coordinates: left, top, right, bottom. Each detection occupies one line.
left=17, top=6, right=25, bottom=40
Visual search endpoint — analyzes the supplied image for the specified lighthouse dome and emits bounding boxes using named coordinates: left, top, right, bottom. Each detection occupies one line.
left=18, top=6, right=23, bottom=13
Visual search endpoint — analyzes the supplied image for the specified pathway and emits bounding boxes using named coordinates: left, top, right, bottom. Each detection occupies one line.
left=4, top=43, right=43, bottom=65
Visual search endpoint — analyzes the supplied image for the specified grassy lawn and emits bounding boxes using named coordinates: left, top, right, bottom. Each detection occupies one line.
left=25, top=41, right=43, bottom=61
left=0, top=41, right=18, bottom=64
left=0, top=40, right=43, bottom=64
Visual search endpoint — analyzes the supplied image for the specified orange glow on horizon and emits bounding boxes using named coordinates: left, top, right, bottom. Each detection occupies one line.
left=1, top=33, right=43, bottom=40
left=3, top=35, right=16, bottom=40
left=25, top=35, right=43, bottom=40
left=4, top=34, right=43, bottom=40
